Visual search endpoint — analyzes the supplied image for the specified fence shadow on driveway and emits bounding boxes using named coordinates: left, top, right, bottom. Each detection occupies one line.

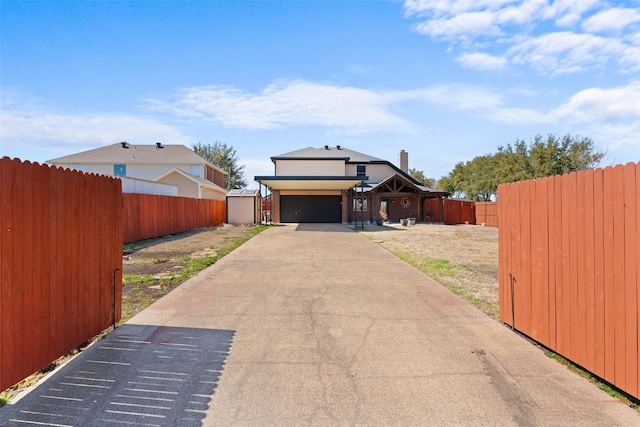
left=0, top=324, right=234, bottom=427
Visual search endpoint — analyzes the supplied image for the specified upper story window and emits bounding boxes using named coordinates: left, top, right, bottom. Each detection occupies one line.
left=357, top=165, right=366, bottom=177
left=113, top=164, right=126, bottom=176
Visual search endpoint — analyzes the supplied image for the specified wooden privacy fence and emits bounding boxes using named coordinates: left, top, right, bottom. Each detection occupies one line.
left=123, top=193, right=226, bottom=243
left=424, top=199, right=497, bottom=226
left=423, top=198, right=443, bottom=222
left=0, top=158, right=123, bottom=392
left=498, top=162, right=639, bottom=400
left=444, top=199, right=476, bottom=225
left=475, top=202, right=498, bottom=227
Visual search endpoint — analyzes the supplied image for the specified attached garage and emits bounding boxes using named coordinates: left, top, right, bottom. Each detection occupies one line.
left=280, top=195, right=342, bottom=223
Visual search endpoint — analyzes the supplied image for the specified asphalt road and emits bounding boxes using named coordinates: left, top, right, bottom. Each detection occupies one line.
left=2, top=223, right=638, bottom=426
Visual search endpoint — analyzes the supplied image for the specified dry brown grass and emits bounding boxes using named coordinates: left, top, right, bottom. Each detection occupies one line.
left=359, top=223, right=499, bottom=317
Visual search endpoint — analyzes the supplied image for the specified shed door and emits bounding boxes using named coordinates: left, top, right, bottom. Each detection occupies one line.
left=280, top=196, right=342, bottom=223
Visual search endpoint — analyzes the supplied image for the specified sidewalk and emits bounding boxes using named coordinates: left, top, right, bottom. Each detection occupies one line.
left=1, top=223, right=638, bottom=426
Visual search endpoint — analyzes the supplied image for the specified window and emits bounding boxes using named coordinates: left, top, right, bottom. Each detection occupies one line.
left=353, top=198, right=367, bottom=211
left=113, top=164, right=126, bottom=176
left=357, top=165, right=366, bottom=177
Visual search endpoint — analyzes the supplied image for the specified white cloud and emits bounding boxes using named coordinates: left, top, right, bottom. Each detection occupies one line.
left=508, top=31, right=628, bottom=74
left=404, top=0, right=640, bottom=75
left=495, top=0, right=547, bottom=25
left=414, top=11, right=502, bottom=40
left=413, top=84, right=505, bottom=112
left=147, top=80, right=415, bottom=135
left=552, top=81, right=640, bottom=122
left=405, top=0, right=518, bottom=17
left=407, top=84, right=548, bottom=124
left=542, top=0, right=600, bottom=27
left=0, top=108, right=189, bottom=149
left=588, top=121, right=640, bottom=157
left=582, top=7, right=640, bottom=33
left=457, top=52, right=508, bottom=70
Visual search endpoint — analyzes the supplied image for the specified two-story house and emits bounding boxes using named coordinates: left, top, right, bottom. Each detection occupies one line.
left=255, top=146, right=448, bottom=223
left=47, top=142, right=227, bottom=200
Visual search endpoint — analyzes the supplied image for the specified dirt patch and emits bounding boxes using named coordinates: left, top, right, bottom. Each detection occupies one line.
left=360, top=223, right=499, bottom=317
left=121, top=224, right=265, bottom=322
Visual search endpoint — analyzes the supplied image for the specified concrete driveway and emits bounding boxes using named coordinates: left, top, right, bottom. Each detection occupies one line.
left=2, top=224, right=638, bottom=426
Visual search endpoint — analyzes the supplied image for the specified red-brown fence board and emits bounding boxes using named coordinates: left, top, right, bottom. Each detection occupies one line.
left=603, top=166, right=616, bottom=382
left=593, top=168, right=605, bottom=378
left=511, top=184, right=522, bottom=329
left=583, top=169, right=596, bottom=371
left=497, top=184, right=510, bottom=325
left=637, top=165, right=640, bottom=397
left=573, top=171, right=586, bottom=367
left=547, top=176, right=558, bottom=350
left=475, top=202, right=498, bottom=227
left=613, top=165, right=626, bottom=388
left=559, top=173, right=571, bottom=357
left=1, top=158, right=15, bottom=390
left=498, top=161, right=640, bottom=400
left=530, top=178, right=548, bottom=345
left=624, top=163, right=638, bottom=397
left=122, top=194, right=226, bottom=243
left=423, top=198, right=442, bottom=222
left=424, top=199, right=498, bottom=227
left=0, top=158, right=123, bottom=392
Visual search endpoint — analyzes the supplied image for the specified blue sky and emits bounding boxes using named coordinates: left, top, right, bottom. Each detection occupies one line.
left=2, top=0, right=639, bottom=188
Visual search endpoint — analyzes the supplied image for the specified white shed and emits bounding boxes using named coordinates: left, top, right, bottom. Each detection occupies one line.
left=226, top=189, right=263, bottom=225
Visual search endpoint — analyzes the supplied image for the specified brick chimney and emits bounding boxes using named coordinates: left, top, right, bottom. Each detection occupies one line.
left=398, top=150, right=408, bottom=173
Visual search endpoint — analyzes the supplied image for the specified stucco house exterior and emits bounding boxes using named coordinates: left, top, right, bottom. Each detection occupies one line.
left=47, top=142, right=227, bottom=200
left=255, top=146, right=448, bottom=224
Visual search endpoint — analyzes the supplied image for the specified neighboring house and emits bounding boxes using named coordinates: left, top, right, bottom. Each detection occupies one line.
left=255, top=146, right=449, bottom=224
left=47, top=142, right=227, bottom=200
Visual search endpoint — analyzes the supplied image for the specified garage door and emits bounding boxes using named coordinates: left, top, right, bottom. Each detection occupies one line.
left=280, top=196, right=342, bottom=223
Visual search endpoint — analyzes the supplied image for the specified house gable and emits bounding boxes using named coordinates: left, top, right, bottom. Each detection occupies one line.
left=154, top=168, right=227, bottom=200
left=370, top=174, right=423, bottom=194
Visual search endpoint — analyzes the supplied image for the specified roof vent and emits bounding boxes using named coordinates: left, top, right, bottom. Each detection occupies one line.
left=156, top=142, right=164, bottom=149
left=324, top=145, right=329, bottom=150
left=120, top=141, right=129, bottom=149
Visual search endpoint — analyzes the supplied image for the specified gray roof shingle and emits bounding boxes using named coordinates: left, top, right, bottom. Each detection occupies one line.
left=47, top=143, right=220, bottom=170
left=272, top=146, right=383, bottom=163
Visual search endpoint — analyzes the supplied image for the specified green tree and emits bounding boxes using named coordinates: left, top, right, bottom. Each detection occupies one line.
left=440, top=134, right=605, bottom=201
left=439, top=157, right=500, bottom=201
left=192, top=141, right=248, bottom=189
left=497, top=134, right=605, bottom=181
left=409, top=168, right=435, bottom=187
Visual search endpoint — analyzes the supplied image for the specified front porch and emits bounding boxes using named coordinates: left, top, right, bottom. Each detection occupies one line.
left=348, top=175, right=448, bottom=224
